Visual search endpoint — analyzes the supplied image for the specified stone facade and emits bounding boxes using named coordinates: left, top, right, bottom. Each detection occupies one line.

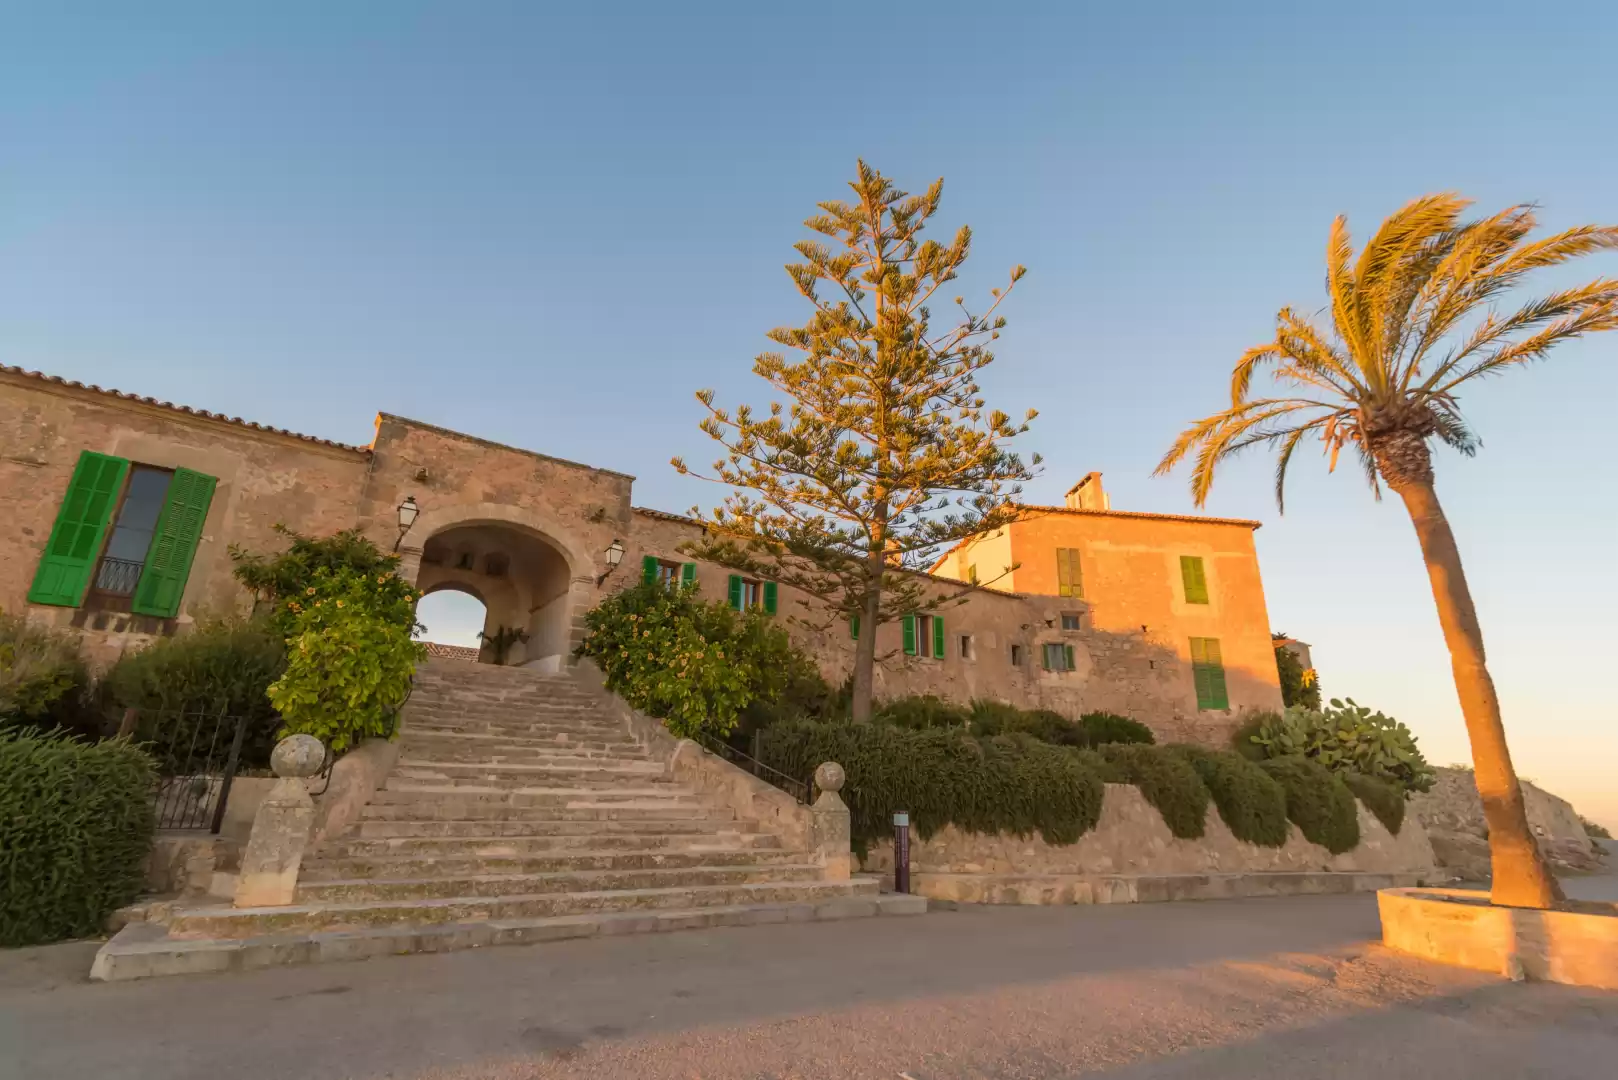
left=3, top=365, right=1285, bottom=738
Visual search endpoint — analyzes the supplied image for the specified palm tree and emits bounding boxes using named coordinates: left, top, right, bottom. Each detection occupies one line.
left=1156, top=196, right=1618, bottom=909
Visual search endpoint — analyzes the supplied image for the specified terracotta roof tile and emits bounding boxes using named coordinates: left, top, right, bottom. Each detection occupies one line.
left=1, top=364, right=372, bottom=453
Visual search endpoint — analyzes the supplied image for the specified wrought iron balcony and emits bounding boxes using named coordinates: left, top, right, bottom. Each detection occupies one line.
left=93, top=556, right=145, bottom=597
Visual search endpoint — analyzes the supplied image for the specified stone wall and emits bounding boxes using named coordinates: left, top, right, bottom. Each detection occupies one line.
left=1410, top=767, right=1603, bottom=880
left=628, top=508, right=1261, bottom=744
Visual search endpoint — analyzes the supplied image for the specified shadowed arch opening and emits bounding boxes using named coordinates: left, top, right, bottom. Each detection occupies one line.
left=414, top=520, right=575, bottom=670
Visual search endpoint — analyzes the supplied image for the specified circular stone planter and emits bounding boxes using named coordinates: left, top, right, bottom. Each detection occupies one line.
left=1379, top=887, right=1618, bottom=990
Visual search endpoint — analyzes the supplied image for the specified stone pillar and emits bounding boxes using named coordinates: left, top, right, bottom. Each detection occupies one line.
left=233, top=734, right=326, bottom=908
left=812, top=762, right=853, bottom=882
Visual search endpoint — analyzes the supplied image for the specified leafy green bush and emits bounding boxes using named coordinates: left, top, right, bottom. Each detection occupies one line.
left=1259, top=756, right=1361, bottom=854
left=269, top=566, right=424, bottom=753
left=231, top=526, right=402, bottom=633
left=1229, top=713, right=1274, bottom=762
left=1342, top=771, right=1405, bottom=836
left=0, top=728, right=155, bottom=946
left=1252, top=700, right=1434, bottom=792
left=1273, top=637, right=1322, bottom=710
left=580, top=581, right=818, bottom=740
left=0, top=612, right=90, bottom=733
left=757, top=720, right=1105, bottom=852
left=1168, top=744, right=1290, bottom=848
left=963, top=700, right=1082, bottom=746
left=1096, top=743, right=1210, bottom=839
left=877, top=695, right=972, bottom=730
left=101, top=618, right=287, bottom=770
left=1079, top=711, right=1156, bottom=747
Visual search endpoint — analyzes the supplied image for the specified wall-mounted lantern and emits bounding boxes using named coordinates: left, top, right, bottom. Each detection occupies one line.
left=394, top=496, right=420, bottom=552
left=596, top=538, right=626, bottom=585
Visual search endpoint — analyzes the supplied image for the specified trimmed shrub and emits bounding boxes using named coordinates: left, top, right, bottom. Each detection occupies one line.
left=0, top=728, right=155, bottom=946
left=1343, top=771, right=1405, bottom=836
left=877, top=695, right=972, bottom=730
left=968, top=701, right=1086, bottom=746
left=0, top=612, right=91, bottom=734
left=100, top=618, right=286, bottom=770
left=757, top=721, right=1105, bottom=852
left=1097, top=743, right=1210, bottom=839
left=1259, top=756, right=1360, bottom=854
left=1167, top=744, right=1290, bottom=848
left=1079, top=711, right=1155, bottom=747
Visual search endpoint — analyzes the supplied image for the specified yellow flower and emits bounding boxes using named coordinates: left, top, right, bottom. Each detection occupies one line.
left=335, top=600, right=344, bottom=608
left=306, top=587, right=316, bottom=596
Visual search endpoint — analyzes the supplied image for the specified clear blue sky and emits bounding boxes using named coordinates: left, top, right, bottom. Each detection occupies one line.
left=4, top=2, right=1615, bottom=826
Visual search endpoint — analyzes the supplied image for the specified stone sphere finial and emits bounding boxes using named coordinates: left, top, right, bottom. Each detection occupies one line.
left=814, top=761, right=845, bottom=794
left=271, top=734, right=327, bottom=779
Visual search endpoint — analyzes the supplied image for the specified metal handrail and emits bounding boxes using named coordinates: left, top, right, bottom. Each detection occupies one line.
left=694, top=731, right=811, bottom=804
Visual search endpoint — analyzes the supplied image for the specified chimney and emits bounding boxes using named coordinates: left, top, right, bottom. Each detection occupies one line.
left=1065, top=471, right=1109, bottom=511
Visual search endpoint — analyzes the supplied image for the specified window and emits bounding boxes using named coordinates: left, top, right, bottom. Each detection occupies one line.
left=1189, top=637, right=1229, bottom=710
left=967, top=563, right=979, bottom=584
left=1042, top=642, right=1076, bottom=671
left=27, top=450, right=217, bottom=618
left=1060, top=612, right=1082, bottom=631
left=727, top=574, right=776, bottom=614
left=89, top=466, right=173, bottom=607
left=642, top=556, right=696, bottom=590
left=959, top=634, right=974, bottom=660
left=1180, top=555, right=1209, bottom=605
left=1010, top=643, right=1024, bottom=666
left=1056, top=548, right=1083, bottom=598
left=901, top=613, right=946, bottom=659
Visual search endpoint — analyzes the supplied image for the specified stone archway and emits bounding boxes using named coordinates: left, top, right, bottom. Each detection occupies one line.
left=401, top=504, right=596, bottom=672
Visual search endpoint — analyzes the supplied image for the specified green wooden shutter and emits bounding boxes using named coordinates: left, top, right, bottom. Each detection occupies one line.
left=932, top=614, right=945, bottom=659
left=641, top=555, right=659, bottom=584
left=680, top=562, right=697, bottom=587
left=901, top=614, right=917, bottom=655
left=850, top=614, right=860, bottom=640
left=131, top=468, right=217, bottom=618
left=1056, top=549, right=1071, bottom=597
left=1041, top=643, right=1053, bottom=670
left=763, top=581, right=778, bottom=615
left=1180, top=555, right=1209, bottom=604
left=1190, top=637, right=1228, bottom=709
left=727, top=574, right=743, bottom=610
left=28, top=451, right=131, bottom=607
left=1064, top=644, right=1075, bottom=671
left=1068, top=549, right=1083, bottom=598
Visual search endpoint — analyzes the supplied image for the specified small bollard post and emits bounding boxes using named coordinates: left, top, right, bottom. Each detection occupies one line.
left=893, top=810, right=911, bottom=894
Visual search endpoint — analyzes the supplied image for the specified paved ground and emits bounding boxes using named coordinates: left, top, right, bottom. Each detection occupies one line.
left=3, top=878, right=1615, bottom=1080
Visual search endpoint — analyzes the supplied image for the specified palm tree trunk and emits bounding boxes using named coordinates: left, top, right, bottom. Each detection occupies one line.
left=1393, top=476, right=1563, bottom=908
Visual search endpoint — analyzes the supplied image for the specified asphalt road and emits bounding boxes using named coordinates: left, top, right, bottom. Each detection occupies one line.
left=3, top=879, right=1615, bottom=1080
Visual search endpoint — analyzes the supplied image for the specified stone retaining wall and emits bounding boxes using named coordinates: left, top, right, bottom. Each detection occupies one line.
left=1409, top=767, right=1603, bottom=880
left=860, top=782, right=1437, bottom=904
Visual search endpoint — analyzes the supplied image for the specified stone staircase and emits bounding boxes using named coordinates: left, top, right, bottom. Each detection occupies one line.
left=93, top=660, right=920, bottom=980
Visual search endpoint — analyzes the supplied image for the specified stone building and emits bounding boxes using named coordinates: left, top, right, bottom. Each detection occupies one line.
left=1, top=365, right=1282, bottom=743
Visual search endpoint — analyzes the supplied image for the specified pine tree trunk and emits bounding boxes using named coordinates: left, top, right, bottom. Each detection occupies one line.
left=850, top=550, right=884, bottom=723
left=1392, top=476, right=1563, bottom=909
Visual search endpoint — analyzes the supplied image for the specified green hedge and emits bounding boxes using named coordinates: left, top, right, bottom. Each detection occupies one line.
left=1168, top=745, right=1290, bottom=848
left=0, top=729, right=155, bottom=946
left=1259, top=756, right=1360, bottom=854
left=1078, top=712, right=1155, bottom=747
left=0, top=612, right=92, bottom=735
left=1342, top=771, right=1405, bottom=836
left=877, top=695, right=972, bottom=730
left=1096, top=743, right=1209, bottom=839
left=757, top=721, right=1105, bottom=852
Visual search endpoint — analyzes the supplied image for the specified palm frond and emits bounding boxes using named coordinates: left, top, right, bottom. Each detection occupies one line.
left=1355, top=194, right=1469, bottom=363
left=1432, top=295, right=1618, bottom=393
left=1273, top=425, right=1310, bottom=512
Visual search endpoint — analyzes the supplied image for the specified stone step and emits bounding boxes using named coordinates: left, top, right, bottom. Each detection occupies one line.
left=398, top=736, right=643, bottom=757
left=360, top=802, right=736, bottom=824
left=354, top=817, right=761, bottom=840
left=368, top=784, right=694, bottom=806
left=395, top=758, right=663, bottom=778
left=92, top=892, right=927, bottom=981
left=324, top=830, right=783, bottom=857
left=404, top=722, right=633, bottom=741
left=298, top=863, right=827, bottom=903
left=167, top=878, right=886, bottom=938
left=383, top=778, right=681, bottom=796
left=300, top=847, right=814, bottom=882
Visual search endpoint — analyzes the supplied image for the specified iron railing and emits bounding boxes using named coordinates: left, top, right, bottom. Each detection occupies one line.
left=127, top=706, right=252, bottom=832
left=93, top=556, right=145, bottom=596
left=695, top=730, right=812, bottom=804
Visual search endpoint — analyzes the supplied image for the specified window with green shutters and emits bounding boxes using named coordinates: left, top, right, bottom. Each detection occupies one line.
left=28, top=451, right=130, bottom=607
left=28, top=453, right=217, bottom=617
left=1180, top=555, right=1209, bottom=604
left=901, top=613, right=917, bottom=655
left=680, top=562, right=697, bottom=588
left=644, top=556, right=695, bottom=589
left=763, top=581, right=778, bottom=615
left=1041, top=642, right=1075, bottom=671
left=1056, top=547, right=1083, bottom=597
left=1189, top=637, right=1229, bottom=710
left=727, top=574, right=770, bottom=612
left=932, top=613, right=945, bottom=659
